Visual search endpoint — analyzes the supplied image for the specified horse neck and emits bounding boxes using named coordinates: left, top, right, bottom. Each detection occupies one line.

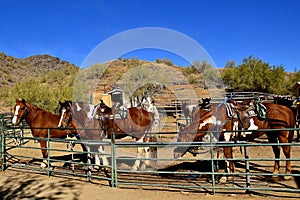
left=24, top=104, right=48, bottom=127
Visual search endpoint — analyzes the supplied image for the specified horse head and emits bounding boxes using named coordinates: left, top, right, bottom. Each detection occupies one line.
left=12, top=98, right=28, bottom=126
left=201, top=98, right=211, bottom=109
left=96, top=100, right=113, bottom=132
left=173, top=109, right=214, bottom=159
left=58, top=100, right=73, bottom=129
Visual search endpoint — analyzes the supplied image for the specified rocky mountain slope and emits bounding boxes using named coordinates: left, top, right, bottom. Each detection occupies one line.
left=0, top=52, right=78, bottom=87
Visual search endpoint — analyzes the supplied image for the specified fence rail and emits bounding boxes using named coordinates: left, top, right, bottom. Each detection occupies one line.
left=1, top=124, right=300, bottom=196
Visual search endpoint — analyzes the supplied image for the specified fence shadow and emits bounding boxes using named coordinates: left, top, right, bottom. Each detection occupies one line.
left=0, top=173, right=80, bottom=200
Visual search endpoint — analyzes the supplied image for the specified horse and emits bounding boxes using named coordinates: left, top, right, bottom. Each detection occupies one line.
left=11, top=98, right=84, bottom=168
left=96, top=100, right=156, bottom=170
left=174, top=101, right=239, bottom=177
left=274, top=96, right=299, bottom=141
left=190, top=97, right=211, bottom=123
left=173, top=108, right=218, bottom=158
left=58, top=100, right=110, bottom=169
left=174, top=98, right=295, bottom=180
left=294, top=100, right=300, bottom=141
left=233, top=99, right=295, bottom=179
left=181, top=101, right=198, bottom=125
left=141, top=96, right=160, bottom=133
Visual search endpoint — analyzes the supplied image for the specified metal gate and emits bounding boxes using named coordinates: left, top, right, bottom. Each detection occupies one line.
left=1, top=125, right=300, bottom=196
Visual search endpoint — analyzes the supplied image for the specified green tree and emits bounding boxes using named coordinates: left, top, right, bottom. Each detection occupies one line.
left=268, top=66, right=288, bottom=94
left=221, top=55, right=291, bottom=94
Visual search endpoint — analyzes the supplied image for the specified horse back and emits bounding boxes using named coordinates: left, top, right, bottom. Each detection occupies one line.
left=28, top=108, right=71, bottom=138
left=263, top=102, right=295, bottom=127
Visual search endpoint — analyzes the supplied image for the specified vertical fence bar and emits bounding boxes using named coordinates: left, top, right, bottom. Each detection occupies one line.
left=47, top=128, right=51, bottom=177
left=0, top=130, right=4, bottom=171
left=0, top=114, right=3, bottom=171
left=111, top=129, right=117, bottom=187
left=244, top=144, right=251, bottom=193
left=1, top=130, right=6, bottom=171
left=86, top=145, right=92, bottom=182
left=209, top=132, right=216, bottom=194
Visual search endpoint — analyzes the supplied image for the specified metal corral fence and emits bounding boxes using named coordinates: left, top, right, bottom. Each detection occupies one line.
left=1, top=123, right=300, bottom=196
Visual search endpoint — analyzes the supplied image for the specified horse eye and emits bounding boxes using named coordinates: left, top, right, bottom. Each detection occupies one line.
left=21, top=107, right=26, bottom=110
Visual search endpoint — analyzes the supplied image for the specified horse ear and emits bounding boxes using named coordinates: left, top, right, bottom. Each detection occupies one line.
left=59, top=101, right=62, bottom=105
left=21, top=98, right=26, bottom=104
left=228, top=99, right=236, bottom=105
left=16, top=98, right=19, bottom=103
left=242, top=99, right=251, bottom=105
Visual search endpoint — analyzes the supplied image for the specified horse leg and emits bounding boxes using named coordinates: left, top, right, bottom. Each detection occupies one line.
left=296, top=122, right=300, bottom=142
left=132, top=146, right=143, bottom=171
left=140, top=146, right=150, bottom=170
left=95, top=145, right=109, bottom=169
left=278, top=131, right=292, bottom=180
left=267, top=133, right=280, bottom=175
left=220, top=146, right=235, bottom=183
left=39, top=140, right=48, bottom=169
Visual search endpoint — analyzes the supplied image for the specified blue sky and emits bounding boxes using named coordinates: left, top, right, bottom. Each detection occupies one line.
left=0, top=0, right=299, bottom=72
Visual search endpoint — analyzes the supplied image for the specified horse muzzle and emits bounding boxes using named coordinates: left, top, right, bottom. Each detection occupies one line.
left=12, top=116, right=21, bottom=126
left=58, top=125, right=68, bottom=130
left=173, top=148, right=184, bottom=159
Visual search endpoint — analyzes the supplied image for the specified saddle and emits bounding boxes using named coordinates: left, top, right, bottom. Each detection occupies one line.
left=254, top=101, right=268, bottom=120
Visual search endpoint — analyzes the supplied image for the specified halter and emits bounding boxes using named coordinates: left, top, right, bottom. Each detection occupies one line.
left=60, top=101, right=74, bottom=128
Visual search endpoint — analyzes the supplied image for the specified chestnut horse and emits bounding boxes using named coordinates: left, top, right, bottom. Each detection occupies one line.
left=97, top=100, right=156, bottom=170
left=233, top=100, right=295, bottom=179
left=12, top=98, right=85, bottom=168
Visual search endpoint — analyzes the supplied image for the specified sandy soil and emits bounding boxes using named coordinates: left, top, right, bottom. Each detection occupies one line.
left=1, top=170, right=297, bottom=200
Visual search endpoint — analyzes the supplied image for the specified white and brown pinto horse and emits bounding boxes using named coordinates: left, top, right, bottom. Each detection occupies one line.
left=97, top=100, right=156, bottom=170
left=58, top=100, right=109, bottom=169
left=12, top=98, right=85, bottom=168
left=174, top=101, right=238, bottom=177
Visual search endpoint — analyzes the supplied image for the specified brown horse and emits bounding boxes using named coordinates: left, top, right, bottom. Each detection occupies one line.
left=11, top=98, right=84, bottom=168
left=176, top=99, right=295, bottom=180
left=233, top=100, right=295, bottom=179
left=58, top=100, right=110, bottom=169
left=97, top=100, right=156, bottom=170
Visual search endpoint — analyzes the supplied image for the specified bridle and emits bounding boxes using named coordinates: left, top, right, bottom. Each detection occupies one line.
left=60, top=101, right=74, bottom=128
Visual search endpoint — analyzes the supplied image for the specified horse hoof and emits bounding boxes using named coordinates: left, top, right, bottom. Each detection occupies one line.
left=283, top=174, right=292, bottom=180
left=93, top=166, right=101, bottom=171
left=219, top=176, right=227, bottom=183
left=40, top=162, right=47, bottom=169
left=131, top=166, right=138, bottom=171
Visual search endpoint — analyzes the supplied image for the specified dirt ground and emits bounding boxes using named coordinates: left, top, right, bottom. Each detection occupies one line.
left=1, top=117, right=300, bottom=199
left=0, top=170, right=279, bottom=200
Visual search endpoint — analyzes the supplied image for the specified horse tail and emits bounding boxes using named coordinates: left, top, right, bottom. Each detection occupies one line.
left=289, top=112, right=296, bottom=142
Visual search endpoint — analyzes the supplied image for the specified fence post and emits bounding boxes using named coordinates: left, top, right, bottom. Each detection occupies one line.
left=244, top=144, right=251, bottom=193
left=47, top=128, right=51, bottom=177
left=209, top=132, right=216, bottom=195
left=0, top=114, right=6, bottom=171
left=0, top=114, right=3, bottom=170
left=1, top=129, right=6, bottom=171
left=86, top=145, right=92, bottom=182
left=111, top=129, right=117, bottom=187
